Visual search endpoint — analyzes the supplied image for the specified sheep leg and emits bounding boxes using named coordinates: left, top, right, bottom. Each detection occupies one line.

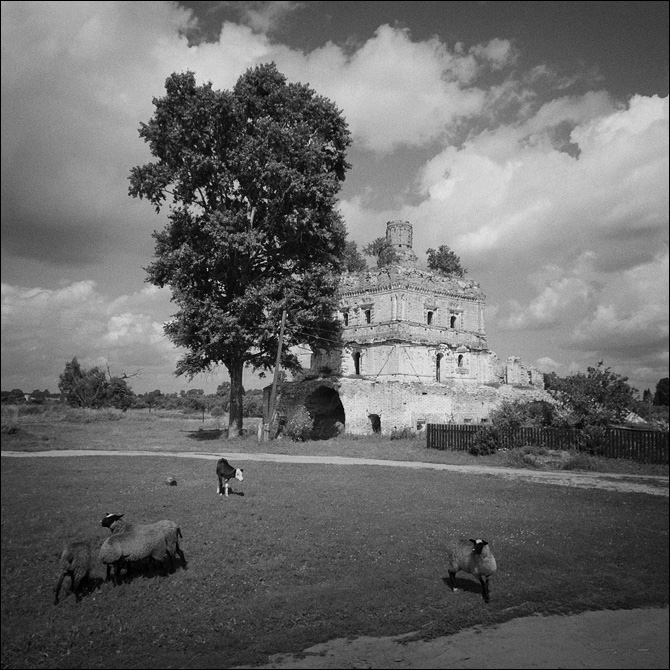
left=447, top=570, right=458, bottom=591
left=54, top=573, right=67, bottom=605
left=479, top=576, right=490, bottom=603
left=217, top=475, right=223, bottom=495
left=175, top=546, right=186, bottom=568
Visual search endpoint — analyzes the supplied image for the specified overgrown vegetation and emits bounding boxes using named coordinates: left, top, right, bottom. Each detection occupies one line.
left=466, top=363, right=668, bottom=458
left=283, top=407, right=314, bottom=442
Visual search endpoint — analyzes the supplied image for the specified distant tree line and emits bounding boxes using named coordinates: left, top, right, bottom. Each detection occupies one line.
left=1, top=359, right=266, bottom=418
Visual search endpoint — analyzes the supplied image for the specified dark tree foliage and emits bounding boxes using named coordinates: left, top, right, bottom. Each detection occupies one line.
left=106, top=377, right=135, bottom=411
left=343, top=240, right=368, bottom=272
left=129, top=64, right=351, bottom=435
left=58, top=358, right=109, bottom=408
left=426, top=245, right=467, bottom=277
left=58, top=358, right=135, bottom=410
left=363, top=237, right=399, bottom=267
left=544, top=361, right=639, bottom=428
left=654, top=377, right=669, bottom=406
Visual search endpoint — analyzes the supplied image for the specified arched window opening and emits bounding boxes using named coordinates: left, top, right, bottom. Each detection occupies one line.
left=343, top=311, right=349, bottom=326
left=368, top=413, right=381, bottom=434
left=436, top=353, right=443, bottom=382
left=427, top=311, right=434, bottom=325
left=353, top=352, right=361, bottom=375
left=457, top=354, right=464, bottom=368
left=450, top=315, right=457, bottom=328
left=365, top=309, right=371, bottom=324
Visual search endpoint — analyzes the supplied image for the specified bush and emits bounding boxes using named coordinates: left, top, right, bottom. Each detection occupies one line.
left=390, top=427, right=417, bottom=440
left=283, top=407, right=314, bottom=442
left=469, top=426, right=501, bottom=455
left=580, top=424, right=609, bottom=456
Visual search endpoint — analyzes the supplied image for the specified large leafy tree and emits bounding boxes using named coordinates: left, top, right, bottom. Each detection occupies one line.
left=129, top=64, right=351, bottom=435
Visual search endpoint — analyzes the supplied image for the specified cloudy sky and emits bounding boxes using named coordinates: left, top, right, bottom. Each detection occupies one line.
left=2, top=1, right=668, bottom=396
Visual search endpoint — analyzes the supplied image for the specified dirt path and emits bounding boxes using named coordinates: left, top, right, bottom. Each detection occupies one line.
left=240, top=607, right=669, bottom=669
left=3, top=450, right=668, bottom=669
left=3, top=449, right=668, bottom=497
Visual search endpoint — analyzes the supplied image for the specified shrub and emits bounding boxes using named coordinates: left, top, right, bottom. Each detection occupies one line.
left=469, top=426, right=501, bottom=455
left=283, top=407, right=314, bottom=442
left=390, top=427, right=417, bottom=440
left=580, top=424, right=609, bottom=456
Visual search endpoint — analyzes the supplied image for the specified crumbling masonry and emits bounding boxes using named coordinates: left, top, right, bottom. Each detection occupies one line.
left=266, top=221, right=550, bottom=436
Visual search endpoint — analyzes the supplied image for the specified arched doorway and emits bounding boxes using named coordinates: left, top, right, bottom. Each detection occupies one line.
left=304, top=386, right=346, bottom=439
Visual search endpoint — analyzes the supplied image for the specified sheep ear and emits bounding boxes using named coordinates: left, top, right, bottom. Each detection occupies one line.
left=469, top=539, right=476, bottom=544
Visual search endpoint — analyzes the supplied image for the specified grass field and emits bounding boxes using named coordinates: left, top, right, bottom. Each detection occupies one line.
left=1, top=409, right=669, bottom=668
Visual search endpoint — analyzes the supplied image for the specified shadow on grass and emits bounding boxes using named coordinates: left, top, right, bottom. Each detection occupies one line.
left=55, top=575, right=105, bottom=605
left=185, top=428, right=226, bottom=441
left=220, top=489, right=245, bottom=497
left=108, top=556, right=189, bottom=586
left=441, top=575, right=486, bottom=599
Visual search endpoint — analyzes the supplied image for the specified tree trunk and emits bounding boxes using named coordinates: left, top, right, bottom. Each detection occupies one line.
left=228, top=358, right=245, bottom=437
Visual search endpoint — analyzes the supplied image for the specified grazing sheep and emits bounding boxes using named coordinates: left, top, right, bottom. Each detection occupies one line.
left=445, top=538, right=497, bottom=603
left=101, top=513, right=186, bottom=572
left=54, top=540, right=93, bottom=604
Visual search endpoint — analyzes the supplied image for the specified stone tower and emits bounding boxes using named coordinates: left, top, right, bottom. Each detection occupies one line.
left=385, top=220, right=418, bottom=266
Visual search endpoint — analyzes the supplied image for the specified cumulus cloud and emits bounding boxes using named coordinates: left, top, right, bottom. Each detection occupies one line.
left=1, top=2, right=667, bottom=394
left=1, top=281, right=180, bottom=392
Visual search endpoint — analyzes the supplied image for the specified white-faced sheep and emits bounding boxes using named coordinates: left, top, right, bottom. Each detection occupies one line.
left=54, top=540, right=93, bottom=604
left=445, top=538, right=497, bottom=604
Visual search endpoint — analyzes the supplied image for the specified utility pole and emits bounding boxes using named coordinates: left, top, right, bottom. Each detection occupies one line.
left=263, top=309, right=287, bottom=442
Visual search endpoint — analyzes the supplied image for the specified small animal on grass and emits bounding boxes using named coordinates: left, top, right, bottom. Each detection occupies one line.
left=445, top=538, right=497, bottom=604
left=99, top=514, right=186, bottom=584
left=216, top=457, right=244, bottom=497
left=54, top=540, right=93, bottom=605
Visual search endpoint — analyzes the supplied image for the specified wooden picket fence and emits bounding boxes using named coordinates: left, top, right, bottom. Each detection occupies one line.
left=426, top=423, right=669, bottom=465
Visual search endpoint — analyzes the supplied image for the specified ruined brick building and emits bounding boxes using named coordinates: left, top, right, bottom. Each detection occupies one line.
left=267, top=220, right=548, bottom=437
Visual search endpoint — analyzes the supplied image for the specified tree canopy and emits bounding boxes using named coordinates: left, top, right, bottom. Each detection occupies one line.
left=363, top=237, right=399, bottom=267
left=129, top=64, right=352, bottom=435
left=58, top=358, right=134, bottom=410
left=543, top=361, right=639, bottom=428
left=343, top=240, right=368, bottom=272
left=654, top=377, right=669, bottom=406
left=426, top=245, right=467, bottom=277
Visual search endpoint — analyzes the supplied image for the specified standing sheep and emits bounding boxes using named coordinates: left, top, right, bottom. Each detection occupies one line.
left=101, top=513, right=186, bottom=573
left=54, top=540, right=93, bottom=604
left=445, top=538, right=497, bottom=604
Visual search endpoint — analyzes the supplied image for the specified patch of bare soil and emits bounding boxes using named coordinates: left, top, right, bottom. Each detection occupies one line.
left=242, top=607, right=669, bottom=669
